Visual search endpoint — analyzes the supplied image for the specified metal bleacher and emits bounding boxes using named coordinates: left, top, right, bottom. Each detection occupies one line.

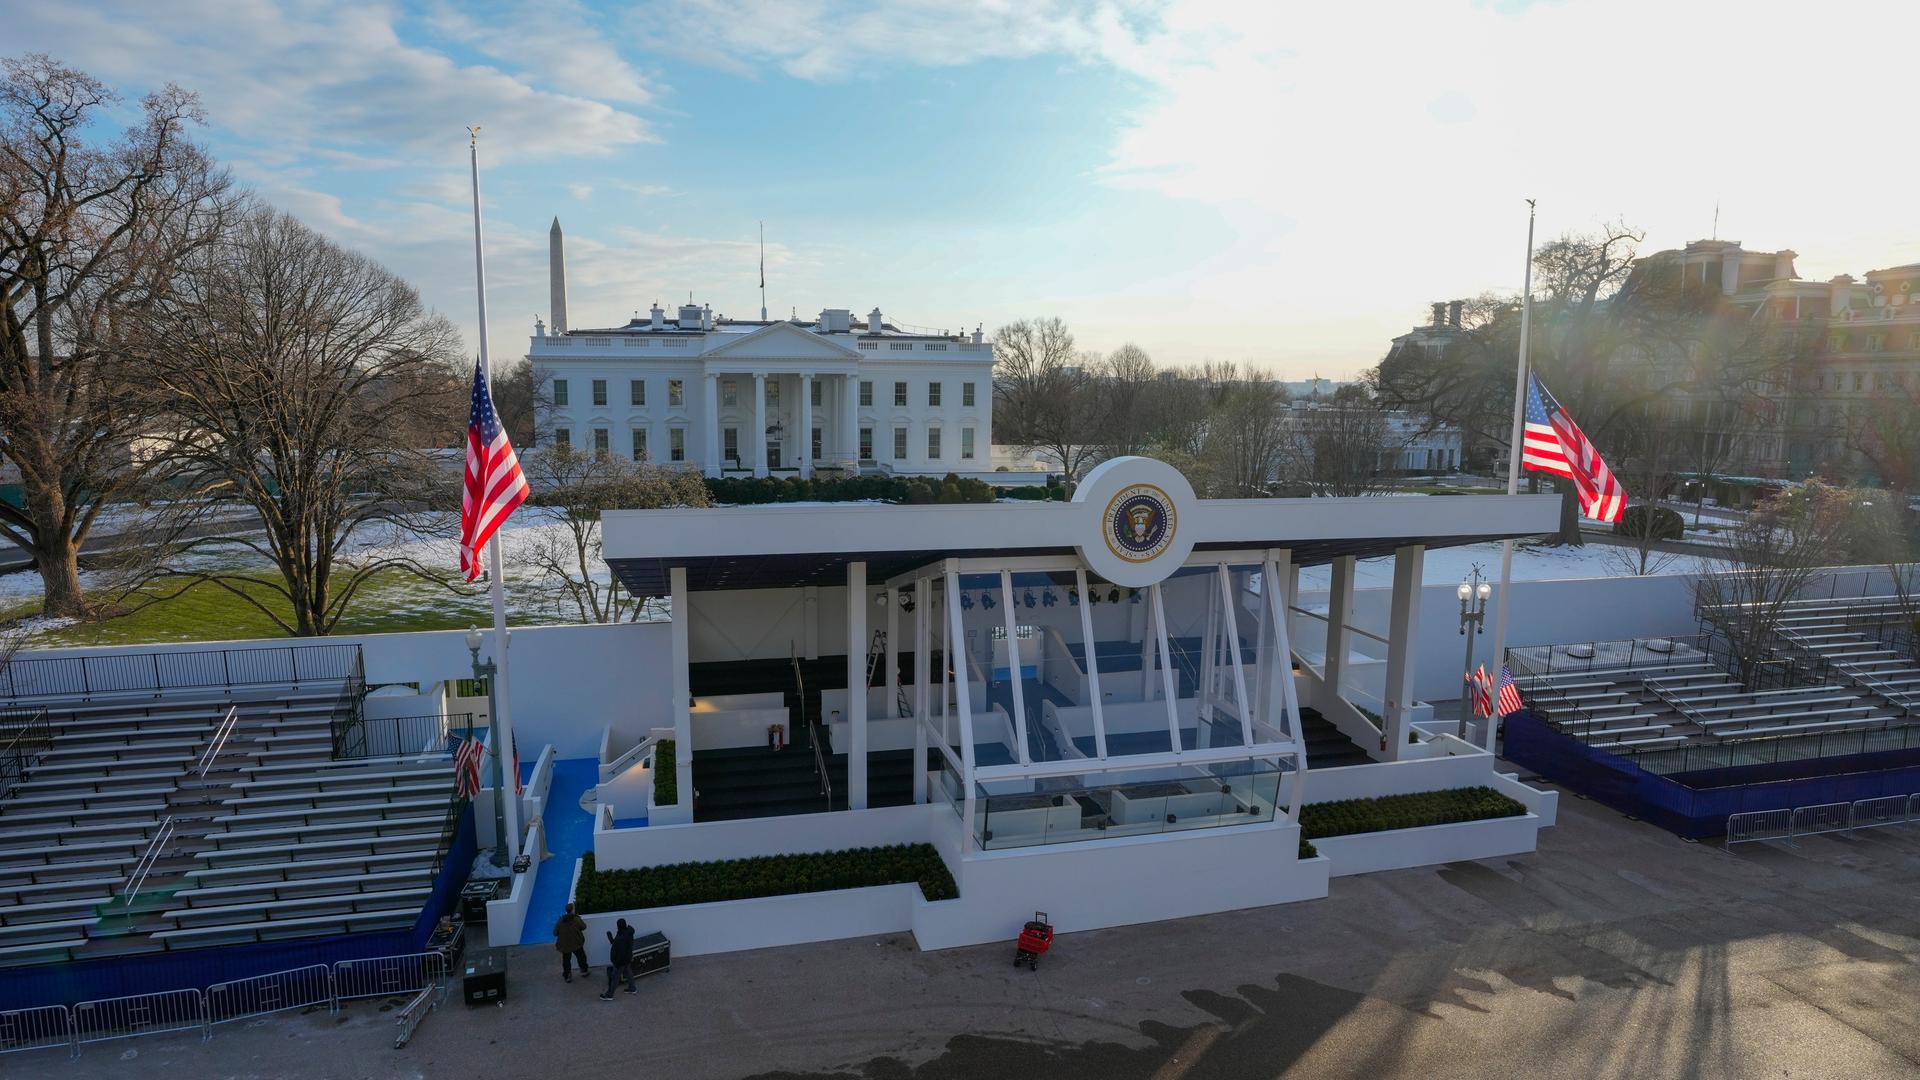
left=0, top=645, right=461, bottom=968
left=1513, top=591, right=1920, bottom=767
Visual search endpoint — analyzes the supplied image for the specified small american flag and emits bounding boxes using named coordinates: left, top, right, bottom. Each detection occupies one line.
left=460, top=357, right=530, bottom=582
left=1472, top=665, right=1494, bottom=717
left=1496, top=664, right=1524, bottom=717
left=454, top=737, right=484, bottom=798
left=1522, top=373, right=1626, bottom=523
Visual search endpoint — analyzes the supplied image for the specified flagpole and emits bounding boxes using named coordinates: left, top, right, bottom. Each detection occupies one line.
left=1485, top=198, right=1535, bottom=752
left=468, top=126, right=522, bottom=867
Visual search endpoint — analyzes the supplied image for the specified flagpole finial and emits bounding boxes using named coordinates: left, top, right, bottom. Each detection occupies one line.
left=467, top=125, right=481, bottom=147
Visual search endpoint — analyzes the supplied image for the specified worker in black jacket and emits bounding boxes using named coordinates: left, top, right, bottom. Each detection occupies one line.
left=600, top=918, right=637, bottom=999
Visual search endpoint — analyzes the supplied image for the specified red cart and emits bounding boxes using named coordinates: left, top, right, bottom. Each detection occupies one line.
left=1014, top=911, right=1053, bottom=970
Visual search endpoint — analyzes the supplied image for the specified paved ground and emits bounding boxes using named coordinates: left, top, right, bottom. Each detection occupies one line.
left=31, top=781, right=1920, bottom=1080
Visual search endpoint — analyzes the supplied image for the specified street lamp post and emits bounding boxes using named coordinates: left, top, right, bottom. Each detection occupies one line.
left=465, top=626, right=508, bottom=868
left=1457, top=566, right=1493, bottom=739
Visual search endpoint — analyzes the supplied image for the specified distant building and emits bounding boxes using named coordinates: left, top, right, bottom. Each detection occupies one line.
left=528, top=219, right=997, bottom=480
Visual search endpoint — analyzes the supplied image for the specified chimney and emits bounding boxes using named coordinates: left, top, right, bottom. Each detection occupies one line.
left=534, top=316, right=545, bottom=338
left=819, top=309, right=851, bottom=334
left=1430, top=302, right=1446, bottom=327
left=649, top=302, right=664, bottom=330
left=549, top=217, right=569, bottom=333
left=869, top=307, right=884, bottom=334
left=702, top=303, right=713, bottom=331
left=972, top=324, right=983, bottom=345
left=1774, top=249, right=1798, bottom=282
left=1447, top=300, right=1463, bottom=328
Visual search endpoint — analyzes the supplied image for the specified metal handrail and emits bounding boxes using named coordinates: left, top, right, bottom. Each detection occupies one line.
left=792, top=648, right=831, bottom=811
left=0, top=642, right=364, bottom=704
left=195, top=705, right=241, bottom=778
left=0, top=707, right=50, bottom=799
left=122, top=816, right=175, bottom=906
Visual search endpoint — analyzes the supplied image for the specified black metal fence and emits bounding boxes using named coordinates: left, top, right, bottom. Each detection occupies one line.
left=0, top=707, right=50, bottom=800
left=334, top=712, right=469, bottom=760
left=0, top=643, right=365, bottom=703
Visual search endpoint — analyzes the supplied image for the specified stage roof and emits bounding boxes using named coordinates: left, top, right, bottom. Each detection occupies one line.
left=601, top=493, right=1562, bottom=596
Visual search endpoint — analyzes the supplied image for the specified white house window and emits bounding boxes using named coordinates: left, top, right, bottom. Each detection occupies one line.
left=722, top=380, right=738, bottom=407
left=724, top=427, right=739, bottom=464
left=962, top=382, right=975, bottom=408
left=631, top=428, right=647, bottom=462
left=927, top=427, right=941, bottom=459
left=859, top=381, right=873, bottom=407
left=925, top=343, right=947, bottom=352
left=893, top=426, right=908, bottom=460
left=552, top=379, right=569, bottom=406
left=961, top=428, right=975, bottom=459
left=669, top=427, right=685, bottom=461
left=893, top=381, right=907, bottom=407
left=859, top=427, right=874, bottom=460
left=810, top=380, right=823, bottom=407
left=857, top=341, right=877, bottom=351
left=662, top=339, right=688, bottom=348
left=928, top=382, right=942, bottom=407
left=766, top=381, right=780, bottom=407
left=592, top=379, right=607, bottom=407
left=554, top=428, right=572, bottom=449
left=668, top=379, right=684, bottom=406
left=811, top=427, right=822, bottom=460
left=889, top=342, right=913, bottom=351
left=593, top=427, right=609, bottom=455
left=630, top=379, right=646, bottom=406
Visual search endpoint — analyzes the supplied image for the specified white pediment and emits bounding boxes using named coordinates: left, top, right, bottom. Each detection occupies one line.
left=703, top=321, right=862, bottom=360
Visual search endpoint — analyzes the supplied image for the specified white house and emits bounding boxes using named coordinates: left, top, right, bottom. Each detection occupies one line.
left=528, top=219, right=996, bottom=480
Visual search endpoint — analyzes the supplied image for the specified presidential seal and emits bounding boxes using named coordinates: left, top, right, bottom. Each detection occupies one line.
left=1103, top=483, right=1177, bottom=564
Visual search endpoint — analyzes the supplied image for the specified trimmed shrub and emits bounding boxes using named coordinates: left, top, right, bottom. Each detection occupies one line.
left=1299, top=836, right=1318, bottom=860
left=573, top=844, right=959, bottom=913
left=650, top=740, right=676, bottom=807
left=1614, top=504, right=1684, bottom=542
left=704, top=473, right=1003, bottom=505
left=1299, top=786, right=1525, bottom=840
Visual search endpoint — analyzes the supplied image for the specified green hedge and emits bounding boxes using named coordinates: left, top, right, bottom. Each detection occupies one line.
left=1299, top=836, right=1318, bottom=860
left=704, top=473, right=1062, bottom=505
left=651, top=740, right=676, bottom=807
left=1299, top=787, right=1525, bottom=840
left=573, top=844, right=958, bottom=913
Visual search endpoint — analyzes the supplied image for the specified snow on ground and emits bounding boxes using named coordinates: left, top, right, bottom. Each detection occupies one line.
left=1296, top=539, right=1703, bottom=592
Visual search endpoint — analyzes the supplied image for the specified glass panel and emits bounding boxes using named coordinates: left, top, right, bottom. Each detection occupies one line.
left=974, top=758, right=1285, bottom=850
left=1087, top=575, right=1172, bottom=757
left=957, top=572, right=1019, bottom=767
left=1228, top=563, right=1290, bottom=744
left=1024, top=570, right=1096, bottom=760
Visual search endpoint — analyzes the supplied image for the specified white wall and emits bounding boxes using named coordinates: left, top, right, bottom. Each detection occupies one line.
left=485, top=818, right=543, bottom=948
left=580, top=883, right=921, bottom=961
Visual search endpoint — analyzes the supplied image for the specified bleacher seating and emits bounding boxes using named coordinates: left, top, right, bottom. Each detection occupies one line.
left=0, top=670, right=459, bottom=968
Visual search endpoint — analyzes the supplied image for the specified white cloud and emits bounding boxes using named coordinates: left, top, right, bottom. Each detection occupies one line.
left=425, top=0, right=659, bottom=106
left=4, top=0, right=654, bottom=165
left=568, top=182, right=595, bottom=200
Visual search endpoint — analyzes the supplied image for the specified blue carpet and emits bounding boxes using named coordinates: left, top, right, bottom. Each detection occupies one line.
left=611, top=817, right=649, bottom=829
left=519, top=757, right=597, bottom=946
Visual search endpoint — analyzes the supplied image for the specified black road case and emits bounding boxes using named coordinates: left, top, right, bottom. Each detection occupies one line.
left=631, top=931, right=671, bottom=978
left=462, top=947, right=509, bottom=1006
left=460, top=880, right=502, bottom=923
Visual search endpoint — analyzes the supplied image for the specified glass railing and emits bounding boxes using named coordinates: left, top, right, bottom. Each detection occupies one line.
left=972, top=759, right=1285, bottom=850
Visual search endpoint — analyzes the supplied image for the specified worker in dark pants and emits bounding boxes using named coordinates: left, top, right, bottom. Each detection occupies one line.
left=554, top=903, right=589, bottom=982
left=600, top=918, right=637, bottom=999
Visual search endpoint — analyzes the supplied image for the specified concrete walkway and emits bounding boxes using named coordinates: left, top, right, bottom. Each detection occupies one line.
left=46, top=777, right=1920, bottom=1079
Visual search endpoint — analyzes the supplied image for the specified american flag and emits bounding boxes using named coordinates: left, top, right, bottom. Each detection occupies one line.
left=1471, top=664, right=1494, bottom=717
left=459, top=357, right=529, bottom=582
left=1496, top=664, right=1525, bottom=717
left=454, top=736, right=484, bottom=798
left=512, top=738, right=523, bottom=797
left=1522, top=373, right=1626, bottom=523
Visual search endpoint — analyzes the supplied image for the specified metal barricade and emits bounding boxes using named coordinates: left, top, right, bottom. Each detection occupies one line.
left=1725, top=808, right=1793, bottom=846
left=333, top=952, right=445, bottom=1005
left=206, top=964, right=335, bottom=1025
left=1789, top=801, right=1853, bottom=838
left=71, top=989, right=207, bottom=1048
left=392, top=986, right=436, bottom=1049
left=0, top=1004, right=74, bottom=1059
left=1850, top=795, right=1911, bottom=830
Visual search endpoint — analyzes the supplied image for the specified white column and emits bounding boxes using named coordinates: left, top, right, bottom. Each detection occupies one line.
left=844, top=374, right=859, bottom=466
left=1382, top=544, right=1425, bottom=762
left=1074, top=569, right=1108, bottom=759
left=999, top=569, right=1031, bottom=765
left=1324, top=555, right=1355, bottom=705
left=945, top=568, right=979, bottom=847
left=885, top=587, right=899, bottom=720
left=669, top=566, right=693, bottom=809
left=799, top=372, right=813, bottom=480
left=912, top=577, right=929, bottom=804
left=1149, top=584, right=1181, bottom=752
left=752, top=372, right=768, bottom=478
left=1216, top=565, right=1254, bottom=747
left=1264, top=551, right=1308, bottom=820
left=847, top=560, right=869, bottom=810
left=703, top=373, right=720, bottom=477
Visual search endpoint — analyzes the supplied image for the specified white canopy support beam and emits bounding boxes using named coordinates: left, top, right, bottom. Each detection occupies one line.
left=1000, top=569, right=1032, bottom=766
left=1075, top=568, right=1108, bottom=760
left=912, top=576, right=929, bottom=803
left=1381, top=544, right=1425, bottom=762
left=847, top=560, right=869, bottom=809
left=1217, top=564, right=1255, bottom=748
left=1149, top=583, right=1181, bottom=753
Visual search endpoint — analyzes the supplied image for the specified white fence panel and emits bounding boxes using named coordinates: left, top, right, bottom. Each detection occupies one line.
left=333, top=952, right=445, bottom=1004
left=1789, top=801, right=1852, bottom=838
left=207, top=965, right=334, bottom=1024
left=0, top=1004, right=73, bottom=1058
left=71, top=990, right=206, bottom=1047
left=1850, top=795, right=1911, bottom=830
left=1725, top=808, right=1792, bottom=845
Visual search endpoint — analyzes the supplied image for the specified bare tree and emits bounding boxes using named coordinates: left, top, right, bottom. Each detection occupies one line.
left=1200, top=364, right=1289, bottom=497
left=0, top=54, right=233, bottom=617
left=1602, top=405, right=1685, bottom=576
left=1098, top=343, right=1156, bottom=457
left=128, top=208, right=465, bottom=635
left=1694, top=483, right=1857, bottom=689
left=991, top=317, right=1106, bottom=483
left=1279, top=384, right=1400, bottom=498
left=515, top=447, right=710, bottom=623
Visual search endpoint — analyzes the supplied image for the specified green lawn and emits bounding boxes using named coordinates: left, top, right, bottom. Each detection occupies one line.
left=3, top=568, right=544, bottom=647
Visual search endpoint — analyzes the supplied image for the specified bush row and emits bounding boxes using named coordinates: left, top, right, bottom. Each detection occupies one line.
left=704, top=473, right=1062, bottom=505
left=573, top=844, right=959, bottom=914
left=1299, top=786, right=1525, bottom=840
left=651, top=739, right=677, bottom=807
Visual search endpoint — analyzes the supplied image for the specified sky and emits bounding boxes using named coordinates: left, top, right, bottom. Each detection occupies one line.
left=9, top=0, right=1919, bottom=378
